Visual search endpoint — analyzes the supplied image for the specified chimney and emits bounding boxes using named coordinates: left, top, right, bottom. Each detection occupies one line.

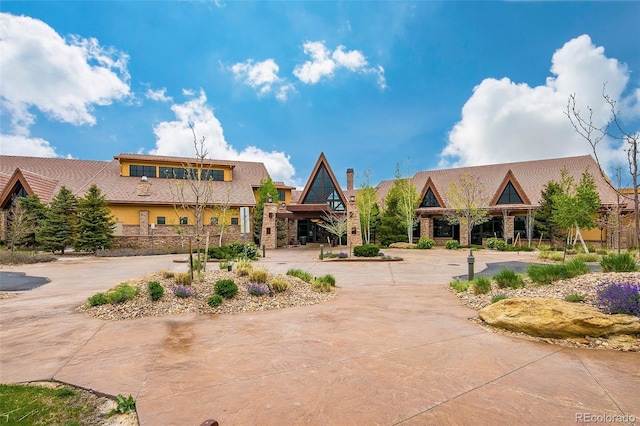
left=137, top=176, right=151, bottom=196
left=346, top=168, right=354, bottom=191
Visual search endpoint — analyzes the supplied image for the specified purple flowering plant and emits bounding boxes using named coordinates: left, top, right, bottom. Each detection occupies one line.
left=173, top=285, right=194, bottom=298
left=596, top=281, right=640, bottom=317
left=247, top=283, right=269, bottom=296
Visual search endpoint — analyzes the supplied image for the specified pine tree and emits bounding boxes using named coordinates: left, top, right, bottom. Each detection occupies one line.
left=378, top=186, right=408, bottom=246
left=74, top=184, right=116, bottom=252
left=37, top=186, right=78, bottom=254
left=253, top=177, right=278, bottom=244
left=534, top=180, right=563, bottom=247
left=18, top=195, right=47, bottom=248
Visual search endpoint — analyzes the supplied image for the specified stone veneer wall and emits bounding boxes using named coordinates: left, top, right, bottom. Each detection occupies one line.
left=261, top=203, right=277, bottom=249
left=115, top=224, right=244, bottom=249
left=346, top=201, right=362, bottom=248
left=419, top=217, right=433, bottom=239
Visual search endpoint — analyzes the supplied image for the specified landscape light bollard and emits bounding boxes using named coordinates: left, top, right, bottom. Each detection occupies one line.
left=319, top=244, right=324, bottom=260
left=262, top=244, right=266, bottom=258
left=227, top=261, right=233, bottom=272
left=468, top=254, right=475, bottom=281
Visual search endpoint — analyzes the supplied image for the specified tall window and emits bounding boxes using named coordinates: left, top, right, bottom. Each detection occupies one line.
left=420, top=188, right=440, bottom=207
left=497, top=182, right=523, bottom=204
left=129, top=165, right=156, bottom=178
left=302, top=164, right=345, bottom=211
left=278, top=190, right=286, bottom=201
left=433, top=218, right=453, bottom=238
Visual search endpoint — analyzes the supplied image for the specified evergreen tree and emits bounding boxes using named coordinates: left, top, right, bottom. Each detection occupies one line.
left=378, top=186, right=408, bottom=246
left=37, top=186, right=78, bottom=254
left=534, top=180, right=563, bottom=246
left=74, top=184, right=116, bottom=252
left=18, top=195, right=47, bottom=248
left=253, top=177, right=278, bottom=244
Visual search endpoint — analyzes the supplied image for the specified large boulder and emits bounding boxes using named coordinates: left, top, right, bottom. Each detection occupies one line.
left=478, top=298, right=640, bottom=339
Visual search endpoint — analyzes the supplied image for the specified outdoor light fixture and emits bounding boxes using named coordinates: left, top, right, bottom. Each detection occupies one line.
left=267, top=196, right=273, bottom=203
left=349, top=195, right=355, bottom=202
left=281, top=202, right=286, bottom=208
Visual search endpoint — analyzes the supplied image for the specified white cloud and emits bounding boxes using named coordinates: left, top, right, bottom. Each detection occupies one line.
left=150, top=90, right=297, bottom=184
left=439, top=34, right=636, bottom=173
left=231, top=58, right=291, bottom=99
left=0, top=13, right=131, bottom=134
left=0, top=134, right=59, bottom=157
left=146, top=87, right=173, bottom=102
left=293, top=41, right=385, bottom=89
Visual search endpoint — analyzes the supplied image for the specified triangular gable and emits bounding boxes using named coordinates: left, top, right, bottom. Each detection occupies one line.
left=418, top=177, right=445, bottom=208
left=0, top=169, right=34, bottom=209
left=491, top=169, right=530, bottom=206
left=299, top=153, right=347, bottom=211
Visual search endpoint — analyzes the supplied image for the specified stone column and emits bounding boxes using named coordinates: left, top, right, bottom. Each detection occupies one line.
left=0, top=210, right=6, bottom=241
left=261, top=203, right=277, bottom=249
left=420, top=217, right=433, bottom=239
left=347, top=199, right=363, bottom=248
left=139, top=210, right=149, bottom=236
left=504, top=215, right=515, bottom=242
left=459, top=223, right=469, bottom=246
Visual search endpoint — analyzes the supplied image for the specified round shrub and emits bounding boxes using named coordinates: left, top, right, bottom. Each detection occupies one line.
left=416, top=237, right=435, bottom=249
left=486, top=237, right=499, bottom=249
left=107, top=284, right=140, bottom=304
left=353, top=244, right=380, bottom=257
left=88, top=292, right=109, bottom=306
left=207, top=294, right=223, bottom=307
left=494, top=240, right=507, bottom=251
left=247, top=283, right=269, bottom=296
left=148, top=281, right=164, bottom=301
left=215, top=279, right=238, bottom=299
left=596, top=282, right=640, bottom=316
left=445, top=240, right=459, bottom=250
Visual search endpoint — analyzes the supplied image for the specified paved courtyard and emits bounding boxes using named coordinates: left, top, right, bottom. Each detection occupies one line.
left=0, top=248, right=638, bottom=425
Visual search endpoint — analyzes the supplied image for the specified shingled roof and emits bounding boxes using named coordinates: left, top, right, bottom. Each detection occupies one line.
left=375, top=155, right=619, bottom=212
left=0, top=155, right=270, bottom=207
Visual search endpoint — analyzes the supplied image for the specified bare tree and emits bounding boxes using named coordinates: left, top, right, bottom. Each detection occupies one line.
left=446, top=173, right=491, bottom=252
left=170, top=123, right=217, bottom=274
left=318, top=210, right=347, bottom=247
left=5, top=196, right=30, bottom=252
left=566, top=88, right=639, bottom=254
left=356, top=168, right=377, bottom=244
left=212, top=189, right=232, bottom=247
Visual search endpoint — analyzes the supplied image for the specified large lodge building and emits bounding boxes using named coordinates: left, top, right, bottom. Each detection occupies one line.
left=0, top=152, right=630, bottom=250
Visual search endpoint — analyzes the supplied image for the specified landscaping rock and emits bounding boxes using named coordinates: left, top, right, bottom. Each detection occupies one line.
left=478, top=297, right=640, bottom=339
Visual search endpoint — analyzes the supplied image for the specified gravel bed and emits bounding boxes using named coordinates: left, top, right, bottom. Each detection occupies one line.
left=77, top=269, right=335, bottom=321
left=452, top=272, right=640, bottom=351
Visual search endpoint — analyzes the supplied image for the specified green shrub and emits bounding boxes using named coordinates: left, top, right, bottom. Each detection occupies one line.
left=486, top=237, right=499, bottom=249
left=148, top=281, right=164, bottom=301
left=538, top=244, right=551, bottom=251
left=445, top=240, right=459, bottom=250
left=174, top=272, right=191, bottom=285
left=574, top=253, right=600, bottom=263
left=527, top=259, right=589, bottom=284
left=316, top=274, right=336, bottom=287
left=493, top=268, right=525, bottom=289
left=219, top=260, right=230, bottom=270
left=248, top=268, right=269, bottom=283
left=486, top=237, right=507, bottom=251
left=270, top=277, right=289, bottom=292
left=207, top=294, right=223, bottom=307
left=565, top=292, right=586, bottom=303
left=416, top=237, right=435, bottom=249
left=600, top=252, right=637, bottom=272
left=312, top=279, right=333, bottom=293
left=107, top=283, right=140, bottom=304
left=449, top=279, right=470, bottom=293
left=88, top=292, right=109, bottom=306
left=353, top=244, right=380, bottom=257
left=596, top=248, right=609, bottom=256
left=214, top=279, right=238, bottom=299
left=472, top=276, right=492, bottom=295
left=491, top=294, right=507, bottom=303
left=286, top=268, right=314, bottom=283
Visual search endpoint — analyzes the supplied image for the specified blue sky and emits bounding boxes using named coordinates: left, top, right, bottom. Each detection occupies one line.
left=1, top=1, right=639, bottom=189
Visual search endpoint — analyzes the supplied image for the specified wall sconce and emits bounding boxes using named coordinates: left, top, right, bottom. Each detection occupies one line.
left=281, top=202, right=286, bottom=208
left=267, top=196, right=273, bottom=203
left=349, top=195, right=355, bottom=202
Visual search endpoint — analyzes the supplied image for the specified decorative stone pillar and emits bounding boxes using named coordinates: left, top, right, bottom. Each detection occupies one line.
left=0, top=210, right=6, bottom=241
left=459, top=223, right=469, bottom=246
left=139, top=210, right=149, bottom=236
left=261, top=203, right=277, bottom=249
left=420, top=217, right=433, bottom=239
left=347, top=199, right=362, bottom=248
left=504, top=215, right=515, bottom=242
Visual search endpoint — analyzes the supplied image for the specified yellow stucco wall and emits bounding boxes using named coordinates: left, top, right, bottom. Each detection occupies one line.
left=109, top=205, right=240, bottom=226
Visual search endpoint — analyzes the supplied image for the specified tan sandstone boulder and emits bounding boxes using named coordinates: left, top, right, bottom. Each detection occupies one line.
left=478, top=298, right=640, bottom=339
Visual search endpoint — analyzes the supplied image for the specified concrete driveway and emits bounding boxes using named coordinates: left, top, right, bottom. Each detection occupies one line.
left=1, top=249, right=638, bottom=425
